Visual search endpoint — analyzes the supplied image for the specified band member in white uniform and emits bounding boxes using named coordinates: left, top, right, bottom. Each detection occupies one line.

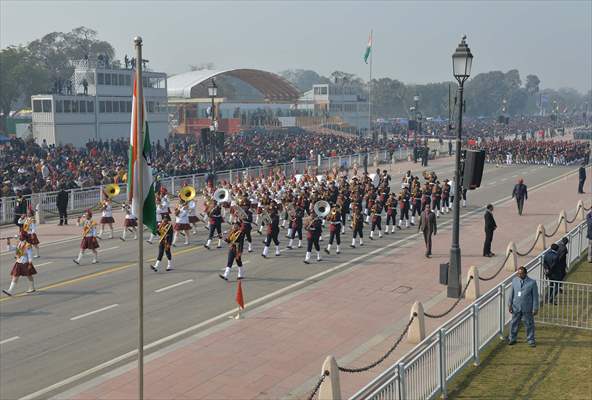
left=74, top=210, right=99, bottom=265
left=120, top=202, right=138, bottom=241
left=98, top=199, right=114, bottom=239
left=188, top=199, right=199, bottom=234
left=2, top=232, right=37, bottom=296
left=18, top=208, right=40, bottom=258
left=172, top=201, right=191, bottom=246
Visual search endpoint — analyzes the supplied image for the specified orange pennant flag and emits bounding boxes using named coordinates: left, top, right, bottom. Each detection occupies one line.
left=236, top=280, right=245, bottom=310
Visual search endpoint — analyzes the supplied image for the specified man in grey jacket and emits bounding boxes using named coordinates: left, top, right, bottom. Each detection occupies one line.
left=508, top=266, right=539, bottom=347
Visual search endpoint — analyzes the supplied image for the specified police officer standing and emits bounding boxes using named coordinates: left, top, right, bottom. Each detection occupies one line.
left=56, top=186, right=69, bottom=225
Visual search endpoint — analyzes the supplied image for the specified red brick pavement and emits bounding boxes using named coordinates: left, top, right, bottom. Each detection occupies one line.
left=59, top=166, right=590, bottom=400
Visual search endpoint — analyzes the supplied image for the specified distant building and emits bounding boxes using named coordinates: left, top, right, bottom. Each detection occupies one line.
left=167, top=68, right=301, bottom=135
left=297, top=83, right=369, bottom=135
left=31, top=58, right=168, bottom=147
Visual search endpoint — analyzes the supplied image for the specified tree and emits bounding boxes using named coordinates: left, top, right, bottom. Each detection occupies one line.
left=278, top=69, right=330, bottom=92
left=525, top=74, right=540, bottom=94
left=0, top=46, right=48, bottom=131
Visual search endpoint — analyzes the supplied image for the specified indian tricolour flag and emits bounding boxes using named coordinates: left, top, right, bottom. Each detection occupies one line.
left=363, top=30, right=372, bottom=64
left=128, top=75, right=157, bottom=234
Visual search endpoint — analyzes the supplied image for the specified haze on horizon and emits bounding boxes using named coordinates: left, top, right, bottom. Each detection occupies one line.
left=1, top=0, right=591, bottom=93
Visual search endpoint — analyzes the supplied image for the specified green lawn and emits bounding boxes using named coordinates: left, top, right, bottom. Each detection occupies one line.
left=447, top=256, right=592, bottom=400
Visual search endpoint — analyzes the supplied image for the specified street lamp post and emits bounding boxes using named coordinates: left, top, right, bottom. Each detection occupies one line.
left=448, top=35, right=473, bottom=298
left=208, top=78, right=218, bottom=173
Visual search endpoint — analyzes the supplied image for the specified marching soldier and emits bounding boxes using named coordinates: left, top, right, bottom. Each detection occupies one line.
left=410, top=184, right=422, bottom=226
left=150, top=214, right=174, bottom=272
left=205, top=200, right=223, bottom=249
left=74, top=210, right=99, bottom=265
left=2, top=231, right=37, bottom=296
left=304, top=211, right=323, bottom=264
left=241, top=200, right=254, bottom=253
left=325, top=205, right=342, bottom=255
left=431, top=181, right=442, bottom=217
left=369, top=200, right=383, bottom=240
left=262, top=204, right=281, bottom=258
left=98, top=198, right=115, bottom=239
left=148, top=195, right=171, bottom=244
left=384, top=193, right=398, bottom=234
left=350, top=203, right=364, bottom=248
left=287, top=201, right=304, bottom=249
left=441, top=180, right=451, bottom=214
left=398, top=188, right=410, bottom=229
left=120, top=202, right=138, bottom=241
left=219, top=221, right=246, bottom=281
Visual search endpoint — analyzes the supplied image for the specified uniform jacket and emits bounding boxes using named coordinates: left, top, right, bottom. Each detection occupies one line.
left=418, top=210, right=437, bottom=234
left=512, top=183, right=528, bottom=200
left=543, top=249, right=560, bottom=280
left=509, top=275, right=539, bottom=313
left=56, top=190, right=69, bottom=209
left=579, top=166, right=586, bottom=181
left=484, top=210, right=497, bottom=233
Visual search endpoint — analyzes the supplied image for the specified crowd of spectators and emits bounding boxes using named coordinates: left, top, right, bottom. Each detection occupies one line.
left=471, top=139, right=590, bottom=166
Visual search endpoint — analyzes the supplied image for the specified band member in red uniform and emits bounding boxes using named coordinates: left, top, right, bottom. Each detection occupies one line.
left=369, top=201, right=384, bottom=240
left=262, top=204, right=280, bottom=258
left=287, top=202, right=304, bottom=249
left=150, top=214, right=174, bottom=272
left=74, top=210, right=99, bottom=265
left=325, top=205, right=342, bottom=255
left=2, top=231, right=37, bottom=296
left=350, top=203, right=364, bottom=248
left=219, top=221, right=246, bottom=281
left=304, top=211, right=323, bottom=263
left=205, top=201, right=223, bottom=249
left=384, top=193, right=397, bottom=234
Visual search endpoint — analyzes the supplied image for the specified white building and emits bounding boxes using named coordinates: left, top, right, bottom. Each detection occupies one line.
left=297, top=84, right=369, bottom=134
left=31, top=59, right=168, bottom=147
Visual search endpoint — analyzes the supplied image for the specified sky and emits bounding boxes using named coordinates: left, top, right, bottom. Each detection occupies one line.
left=1, top=0, right=591, bottom=93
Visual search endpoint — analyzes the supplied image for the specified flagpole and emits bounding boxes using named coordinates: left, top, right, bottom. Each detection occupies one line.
left=368, top=29, right=373, bottom=139
left=133, top=35, right=144, bottom=400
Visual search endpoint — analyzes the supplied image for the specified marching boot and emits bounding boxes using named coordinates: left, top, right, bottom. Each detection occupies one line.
left=391, top=225, right=396, bottom=233
left=369, top=231, right=374, bottom=240
left=219, top=267, right=231, bottom=281
left=436, top=210, right=440, bottom=217
left=92, top=254, right=98, bottom=264
left=405, top=219, right=409, bottom=228
left=34, top=248, right=40, bottom=258
left=237, top=266, right=245, bottom=280
left=287, top=238, right=294, bottom=249
left=359, top=238, right=364, bottom=246
left=411, top=216, right=415, bottom=225
left=262, top=246, right=269, bottom=258
left=247, top=242, right=253, bottom=252
left=73, top=251, right=83, bottom=265
left=336, top=245, right=341, bottom=254
left=325, top=244, right=331, bottom=255
left=397, top=220, right=402, bottom=230
left=350, top=238, right=356, bottom=248
left=463, top=199, right=466, bottom=207
left=316, top=251, right=322, bottom=262
left=3, top=281, right=16, bottom=296
left=121, top=229, right=127, bottom=241
left=133, top=231, right=138, bottom=240
left=97, top=228, right=103, bottom=238
left=297, top=240, right=302, bottom=248
left=172, top=232, right=178, bottom=246
left=150, top=260, right=160, bottom=272
left=286, top=228, right=292, bottom=238
left=166, top=261, right=173, bottom=271
left=304, top=251, right=311, bottom=264
left=217, top=239, right=222, bottom=248
left=109, top=228, right=114, bottom=239
left=319, top=235, right=323, bottom=242
left=184, top=234, right=189, bottom=245
left=147, top=233, right=154, bottom=244
left=26, top=279, right=35, bottom=293
left=275, top=246, right=280, bottom=256
left=204, top=239, right=212, bottom=249
left=379, top=231, right=383, bottom=238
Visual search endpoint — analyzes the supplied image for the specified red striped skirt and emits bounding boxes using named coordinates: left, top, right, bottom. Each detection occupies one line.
left=100, top=217, right=115, bottom=224
left=27, top=233, right=40, bottom=245
left=81, top=237, right=100, bottom=250
left=188, top=216, right=199, bottom=223
left=124, top=219, right=138, bottom=227
left=174, top=223, right=191, bottom=231
left=11, top=262, right=37, bottom=277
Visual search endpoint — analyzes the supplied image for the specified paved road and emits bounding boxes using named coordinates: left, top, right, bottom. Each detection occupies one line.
left=0, top=162, right=579, bottom=400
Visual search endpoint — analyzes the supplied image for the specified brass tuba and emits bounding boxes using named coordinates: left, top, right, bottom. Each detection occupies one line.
left=213, top=188, right=231, bottom=204
left=179, top=186, right=196, bottom=202
left=104, top=183, right=120, bottom=198
left=313, top=200, right=330, bottom=218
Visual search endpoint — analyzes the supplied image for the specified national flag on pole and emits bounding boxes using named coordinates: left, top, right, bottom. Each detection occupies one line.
left=363, top=30, right=372, bottom=64
left=128, top=75, right=157, bottom=234
left=236, top=280, right=245, bottom=310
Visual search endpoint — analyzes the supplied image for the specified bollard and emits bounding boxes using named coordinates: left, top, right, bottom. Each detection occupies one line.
left=466, top=266, right=480, bottom=300
left=506, top=242, right=518, bottom=271
left=318, top=355, right=341, bottom=400
left=408, top=301, right=425, bottom=344
left=558, top=210, right=568, bottom=234
left=576, top=200, right=585, bottom=221
left=534, top=224, right=546, bottom=251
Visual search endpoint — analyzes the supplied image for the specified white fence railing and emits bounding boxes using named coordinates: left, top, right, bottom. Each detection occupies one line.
left=1, top=144, right=451, bottom=225
left=351, top=220, right=590, bottom=400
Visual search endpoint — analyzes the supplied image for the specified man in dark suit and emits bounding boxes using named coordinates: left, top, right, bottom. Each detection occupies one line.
left=418, top=203, right=437, bottom=258
left=543, top=243, right=561, bottom=304
left=13, top=191, right=28, bottom=227
left=56, top=187, right=69, bottom=225
left=511, top=178, right=528, bottom=215
left=483, top=204, right=497, bottom=257
left=578, top=163, right=586, bottom=194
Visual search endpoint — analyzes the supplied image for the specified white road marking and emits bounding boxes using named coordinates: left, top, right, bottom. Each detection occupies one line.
left=501, top=178, right=508, bottom=182
left=489, top=181, right=497, bottom=185
left=155, top=279, right=194, bottom=293
left=19, top=167, right=580, bottom=400
left=511, top=174, right=519, bottom=178
left=98, top=246, right=119, bottom=253
left=0, top=336, right=20, bottom=345
left=35, top=261, right=53, bottom=267
left=70, top=304, right=119, bottom=321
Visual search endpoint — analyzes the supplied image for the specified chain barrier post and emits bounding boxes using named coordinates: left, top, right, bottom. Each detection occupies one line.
left=318, top=356, right=341, bottom=400
left=534, top=224, right=546, bottom=251
left=408, top=301, right=425, bottom=344
left=506, top=242, right=518, bottom=271
left=466, top=266, right=480, bottom=300
left=558, top=210, right=568, bottom=234
left=576, top=200, right=585, bottom=221
left=472, top=304, right=480, bottom=366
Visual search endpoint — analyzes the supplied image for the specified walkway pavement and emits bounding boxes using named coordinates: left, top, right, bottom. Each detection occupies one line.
left=58, top=166, right=590, bottom=399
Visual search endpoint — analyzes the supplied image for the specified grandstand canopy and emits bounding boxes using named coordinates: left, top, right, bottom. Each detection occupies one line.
left=167, top=69, right=300, bottom=103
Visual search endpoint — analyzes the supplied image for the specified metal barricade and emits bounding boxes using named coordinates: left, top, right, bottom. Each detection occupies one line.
left=536, top=280, right=592, bottom=330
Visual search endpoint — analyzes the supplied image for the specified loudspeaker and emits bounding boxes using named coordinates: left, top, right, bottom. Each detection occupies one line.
left=216, top=131, right=225, bottom=150
left=462, top=149, right=486, bottom=190
left=408, top=120, right=418, bottom=131
left=200, top=128, right=210, bottom=146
